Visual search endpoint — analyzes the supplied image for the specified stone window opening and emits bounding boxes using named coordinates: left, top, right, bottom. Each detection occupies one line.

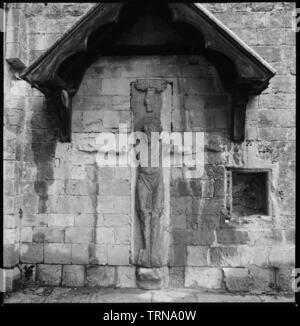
left=225, top=168, right=271, bottom=222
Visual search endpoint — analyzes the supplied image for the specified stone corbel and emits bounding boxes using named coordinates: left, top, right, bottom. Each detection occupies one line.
left=231, top=85, right=250, bottom=142
left=48, top=88, right=74, bottom=142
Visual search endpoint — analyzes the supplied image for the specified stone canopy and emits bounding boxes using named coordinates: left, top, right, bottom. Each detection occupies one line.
left=20, top=2, right=276, bottom=142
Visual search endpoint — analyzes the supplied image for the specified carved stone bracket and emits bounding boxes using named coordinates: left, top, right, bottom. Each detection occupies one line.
left=232, top=85, right=250, bottom=142
left=49, top=88, right=74, bottom=142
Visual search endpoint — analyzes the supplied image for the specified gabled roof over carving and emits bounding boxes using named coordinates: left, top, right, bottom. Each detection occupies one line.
left=20, top=2, right=276, bottom=142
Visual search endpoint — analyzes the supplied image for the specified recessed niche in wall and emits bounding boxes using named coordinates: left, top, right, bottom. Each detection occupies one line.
left=226, top=169, right=270, bottom=217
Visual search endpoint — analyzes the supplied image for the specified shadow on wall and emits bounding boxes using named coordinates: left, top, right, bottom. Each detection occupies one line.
left=30, top=97, right=59, bottom=214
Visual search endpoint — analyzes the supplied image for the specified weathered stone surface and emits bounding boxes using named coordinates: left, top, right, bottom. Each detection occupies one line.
left=21, top=227, right=33, bottom=242
left=33, top=227, right=64, bottom=243
left=185, top=267, right=223, bottom=289
left=169, top=267, right=184, bottom=288
left=187, top=230, right=215, bottom=245
left=114, top=226, right=131, bottom=244
left=107, top=245, right=130, bottom=265
left=223, top=268, right=250, bottom=292
left=20, top=243, right=43, bottom=263
left=71, top=244, right=89, bottom=264
left=86, top=266, right=116, bottom=287
left=96, top=227, right=114, bottom=244
left=3, top=3, right=296, bottom=297
left=136, top=267, right=169, bottom=289
left=249, top=267, right=275, bottom=293
left=65, top=227, right=93, bottom=244
left=216, top=229, right=249, bottom=244
left=275, top=268, right=293, bottom=292
left=210, top=246, right=240, bottom=267
left=89, top=244, right=108, bottom=265
left=186, top=246, right=209, bottom=266
left=169, top=244, right=186, bottom=267
left=62, top=265, right=85, bottom=287
left=269, top=246, right=295, bottom=267
left=44, top=243, right=71, bottom=264
left=36, top=264, right=62, bottom=286
left=116, top=266, right=136, bottom=288
left=3, top=267, right=21, bottom=292
left=103, top=214, right=130, bottom=226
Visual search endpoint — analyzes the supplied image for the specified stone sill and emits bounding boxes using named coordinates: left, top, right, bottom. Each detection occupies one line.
left=225, top=214, right=275, bottom=230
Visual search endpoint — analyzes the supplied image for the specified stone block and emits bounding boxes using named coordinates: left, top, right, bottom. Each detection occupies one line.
left=169, top=267, right=184, bottom=288
left=96, top=227, right=114, bottom=244
left=185, top=267, right=223, bottom=289
left=62, top=265, right=85, bottom=287
left=248, top=267, right=275, bottom=293
left=170, top=196, right=193, bottom=215
left=82, top=110, right=103, bottom=132
left=74, top=214, right=97, bottom=227
left=115, top=167, right=130, bottom=180
left=47, top=214, right=74, bottom=227
left=98, top=196, right=131, bottom=214
left=238, top=245, right=270, bottom=267
left=276, top=268, right=293, bottom=292
left=4, top=214, right=18, bottom=229
left=71, top=244, right=89, bottom=264
left=216, top=229, right=249, bottom=244
left=101, top=78, right=130, bottom=95
left=65, top=227, right=94, bottom=244
left=4, top=228, right=18, bottom=244
left=115, top=226, right=131, bottom=244
left=96, top=196, right=116, bottom=213
left=116, top=266, right=136, bottom=288
left=77, top=78, right=102, bottom=96
left=169, top=244, right=186, bottom=266
left=44, top=243, right=71, bottom=264
left=186, top=246, right=209, bottom=266
left=98, top=179, right=130, bottom=196
left=192, top=197, right=225, bottom=215
left=210, top=246, right=240, bottom=267
left=112, top=95, right=130, bottom=110
left=248, top=229, right=283, bottom=246
left=36, top=264, right=61, bottom=286
left=269, top=246, right=295, bottom=267
left=269, top=12, right=293, bottom=28
left=89, top=244, right=108, bottom=265
left=187, top=230, right=215, bottom=245
left=136, top=267, right=169, bottom=289
left=72, top=111, right=83, bottom=132
left=4, top=244, right=19, bottom=267
left=4, top=196, right=16, bottom=215
left=223, top=268, right=250, bottom=292
left=284, top=229, right=295, bottom=244
left=86, top=266, right=116, bottom=287
left=20, top=243, right=43, bottom=263
left=65, top=180, right=96, bottom=196
left=3, top=267, right=21, bottom=292
left=102, top=110, right=120, bottom=129
left=172, top=215, right=186, bottom=229
left=103, top=214, right=130, bottom=226
left=21, top=227, right=33, bottom=242
left=107, top=244, right=130, bottom=265
left=33, top=227, right=64, bottom=243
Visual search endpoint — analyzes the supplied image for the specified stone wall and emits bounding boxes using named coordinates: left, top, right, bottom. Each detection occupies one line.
left=3, top=2, right=295, bottom=293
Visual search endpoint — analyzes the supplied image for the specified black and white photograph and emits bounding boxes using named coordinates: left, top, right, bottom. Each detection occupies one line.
left=1, top=1, right=297, bottom=311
